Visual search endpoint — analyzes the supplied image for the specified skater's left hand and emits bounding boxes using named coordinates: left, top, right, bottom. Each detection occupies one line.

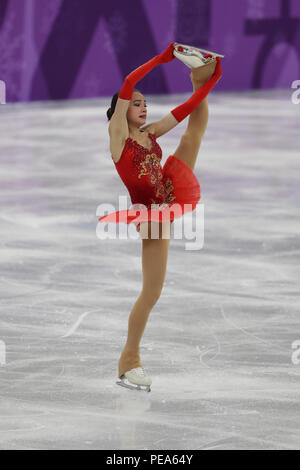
left=159, top=42, right=176, bottom=63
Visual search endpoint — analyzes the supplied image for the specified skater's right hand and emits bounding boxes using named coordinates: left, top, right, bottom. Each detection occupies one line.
left=213, top=57, right=222, bottom=83
left=159, top=42, right=176, bottom=63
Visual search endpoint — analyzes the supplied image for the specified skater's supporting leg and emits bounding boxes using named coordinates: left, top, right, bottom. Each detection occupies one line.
left=118, top=234, right=170, bottom=378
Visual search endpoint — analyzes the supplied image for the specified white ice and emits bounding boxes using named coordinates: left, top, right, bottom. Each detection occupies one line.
left=0, top=89, right=299, bottom=450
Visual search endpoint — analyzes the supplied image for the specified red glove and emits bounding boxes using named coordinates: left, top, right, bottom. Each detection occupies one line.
left=159, top=41, right=176, bottom=63
left=171, top=57, right=222, bottom=123
left=119, top=42, right=175, bottom=100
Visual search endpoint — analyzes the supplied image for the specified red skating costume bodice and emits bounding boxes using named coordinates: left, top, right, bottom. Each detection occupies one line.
left=113, top=132, right=176, bottom=207
left=98, top=132, right=201, bottom=226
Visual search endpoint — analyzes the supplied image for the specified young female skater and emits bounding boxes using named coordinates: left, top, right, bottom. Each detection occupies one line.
left=100, top=42, right=222, bottom=391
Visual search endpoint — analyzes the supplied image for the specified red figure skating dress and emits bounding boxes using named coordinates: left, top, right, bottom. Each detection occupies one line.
left=98, top=43, right=222, bottom=228
left=98, top=132, right=201, bottom=228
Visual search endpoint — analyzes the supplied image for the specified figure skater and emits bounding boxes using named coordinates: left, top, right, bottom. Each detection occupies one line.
left=99, top=42, right=222, bottom=391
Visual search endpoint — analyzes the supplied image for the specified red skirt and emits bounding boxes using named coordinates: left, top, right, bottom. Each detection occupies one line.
left=98, top=155, right=200, bottom=226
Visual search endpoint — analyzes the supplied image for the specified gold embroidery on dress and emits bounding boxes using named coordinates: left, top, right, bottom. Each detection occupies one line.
left=164, top=177, right=174, bottom=194
left=164, top=177, right=176, bottom=203
left=137, top=153, right=161, bottom=181
left=137, top=153, right=176, bottom=205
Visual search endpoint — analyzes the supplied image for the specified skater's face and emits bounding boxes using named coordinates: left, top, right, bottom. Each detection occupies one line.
left=127, top=91, right=147, bottom=128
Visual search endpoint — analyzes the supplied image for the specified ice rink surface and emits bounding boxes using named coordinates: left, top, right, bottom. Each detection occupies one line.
left=0, top=90, right=299, bottom=450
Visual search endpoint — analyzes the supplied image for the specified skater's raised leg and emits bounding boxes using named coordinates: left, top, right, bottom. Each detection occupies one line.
left=173, top=66, right=216, bottom=171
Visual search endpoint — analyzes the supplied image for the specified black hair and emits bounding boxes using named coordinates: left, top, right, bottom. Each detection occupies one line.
left=106, top=88, right=141, bottom=121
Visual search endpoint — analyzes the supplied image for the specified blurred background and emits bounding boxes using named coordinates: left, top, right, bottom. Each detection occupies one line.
left=0, top=0, right=300, bottom=102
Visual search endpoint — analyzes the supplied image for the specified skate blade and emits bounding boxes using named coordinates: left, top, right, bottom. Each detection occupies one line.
left=174, top=42, right=224, bottom=58
left=116, top=379, right=151, bottom=393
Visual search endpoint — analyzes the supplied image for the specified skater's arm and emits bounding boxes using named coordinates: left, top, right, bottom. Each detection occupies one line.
left=118, top=42, right=175, bottom=100
left=170, top=57, right=222, bottom=123
left=140, top=112, right=179, bottom=139
left=108, top=98, right=130, bottom=142
left=140, top=58, right=221, bottom=139
left=109, top=43, right=175, bottom=143
left=139, top=98, right=209, bottom=139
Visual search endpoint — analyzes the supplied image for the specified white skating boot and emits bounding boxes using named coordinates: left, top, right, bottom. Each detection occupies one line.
left=173, top=42, right=224, bottom=69
left=116, top=367, right=152, bottom=392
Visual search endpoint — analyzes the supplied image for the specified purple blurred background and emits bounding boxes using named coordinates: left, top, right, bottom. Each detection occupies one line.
left=0, top=0, right=299, bottom=103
